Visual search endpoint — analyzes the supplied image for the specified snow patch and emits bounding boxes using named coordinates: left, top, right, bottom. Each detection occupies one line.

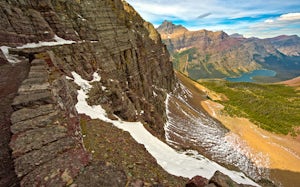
left=0, top=46, right=21, bottom=64
left=165, top=89, right=269, bottom=180
left=153, top=91, right=157, bottom=97
left=71, top=71, right=259, bottom=186
left=17, top=35, right=76, bottom=49
left=1, top=35, right=77, bottom=64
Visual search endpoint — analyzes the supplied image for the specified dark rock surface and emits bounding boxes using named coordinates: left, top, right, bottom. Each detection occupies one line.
left=186, top=175, right=208, bottom=187
left=0, top=62, right=30, bottom=187
left=185, top=171, right=256, bottom=187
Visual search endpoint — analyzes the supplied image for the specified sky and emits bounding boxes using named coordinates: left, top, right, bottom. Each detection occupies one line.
left=126, top=0, right=300, bottom=38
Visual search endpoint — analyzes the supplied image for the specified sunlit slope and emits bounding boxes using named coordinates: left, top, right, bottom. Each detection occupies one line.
left=199, top=79, right=300, bottom=135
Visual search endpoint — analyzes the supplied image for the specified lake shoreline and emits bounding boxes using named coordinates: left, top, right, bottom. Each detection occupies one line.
left=226, top=69, right=277, bottom=82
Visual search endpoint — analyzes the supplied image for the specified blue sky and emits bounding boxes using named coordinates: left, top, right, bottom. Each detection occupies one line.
left=126, top=0, right=300, bottom=38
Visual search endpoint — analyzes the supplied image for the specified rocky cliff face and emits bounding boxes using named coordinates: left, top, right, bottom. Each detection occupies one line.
left=265, top=35, right=300, bottom=56
left=157, top=21, right=260, bottom=79
left=158, top=21, right=230, bottom=53
left=0, top=0, right=175, bottom=186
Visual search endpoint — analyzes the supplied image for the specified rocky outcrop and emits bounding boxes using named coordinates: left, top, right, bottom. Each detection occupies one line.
left=186, top=175, right=208, bottom=187
left=0, top=0, right=175, bottom=186
left=186, top=171, right=256, bottom=187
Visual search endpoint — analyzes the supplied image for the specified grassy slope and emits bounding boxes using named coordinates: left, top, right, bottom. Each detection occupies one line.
left=199, top=80, right=300, bottom=135
left=172, top=48, right=232, bottom=79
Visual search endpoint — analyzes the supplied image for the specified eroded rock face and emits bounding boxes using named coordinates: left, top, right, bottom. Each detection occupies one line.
left=0, top=0, right=175, bottom=186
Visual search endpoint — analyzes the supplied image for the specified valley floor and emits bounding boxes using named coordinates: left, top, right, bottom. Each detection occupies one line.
left=201, top=100, right=300, bottom=185
left=177, top=74, right=300, bottom=186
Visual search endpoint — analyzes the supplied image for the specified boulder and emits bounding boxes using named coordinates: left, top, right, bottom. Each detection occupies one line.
left=187, top=171, right=257, bottom=187
left=186, top=175, right=208, bottom=187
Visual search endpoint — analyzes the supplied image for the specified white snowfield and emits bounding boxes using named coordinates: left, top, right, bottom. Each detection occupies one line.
left=0, top=35, right=76, bottom=64
left=70, top=71, right=260, bottom=186
left=16, top=35, right=76, bottom=49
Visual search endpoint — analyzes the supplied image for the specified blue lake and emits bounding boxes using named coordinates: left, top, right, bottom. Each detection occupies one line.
left=226, top=69, right=277, bottom=82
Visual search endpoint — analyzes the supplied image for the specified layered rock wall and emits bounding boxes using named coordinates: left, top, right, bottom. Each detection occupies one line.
left=0, top=0, right=175, bottom=185
left=10, top=58, right=90, bottom=186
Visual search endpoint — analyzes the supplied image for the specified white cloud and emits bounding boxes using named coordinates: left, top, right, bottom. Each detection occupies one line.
left=126, top=0, right=272, bottom=21
left=258, top=12, right=300, bottom=27
left=278, top=13, right=300, bottom=21
left=126, top=0, right=300, bottom=38
left=247, top=12, right=300, bottom=38
left=264, top=19, right=274, bottom=23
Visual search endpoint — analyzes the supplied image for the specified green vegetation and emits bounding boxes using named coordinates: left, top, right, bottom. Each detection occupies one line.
left=172, top=48, right=229, bottom=79
left=200, top=80, right=300, bottom=135
left=172, top=48, right=197, bottom=73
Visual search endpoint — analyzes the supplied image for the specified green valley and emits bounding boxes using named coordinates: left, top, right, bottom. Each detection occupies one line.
left=199, top=79, right=300, bottom=135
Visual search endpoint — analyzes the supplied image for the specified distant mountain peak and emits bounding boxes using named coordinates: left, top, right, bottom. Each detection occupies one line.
left=157, top=20, right=188, bottom=34
left=230, top=33, right=244, bottom=39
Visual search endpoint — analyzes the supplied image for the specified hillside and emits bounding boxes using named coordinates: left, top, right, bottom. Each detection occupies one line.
left=158, top=21, right=300, bottom=81
left=199, top=79, right=300, bottom=135
left=176, top=73, right=300, bottom=187
left=265, top=35, right=300, bottom=56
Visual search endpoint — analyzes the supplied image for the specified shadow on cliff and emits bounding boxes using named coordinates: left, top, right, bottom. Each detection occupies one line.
left=0, top=62, right=30, bottom=187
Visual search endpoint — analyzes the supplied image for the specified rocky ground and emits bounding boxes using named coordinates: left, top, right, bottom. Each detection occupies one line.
left=80, top=116, right=187, bottom=186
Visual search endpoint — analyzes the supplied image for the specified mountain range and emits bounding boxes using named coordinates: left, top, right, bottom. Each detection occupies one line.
left=157, top=20, right=300, bottom=81
left=0, top=1, right=298, bottom=187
